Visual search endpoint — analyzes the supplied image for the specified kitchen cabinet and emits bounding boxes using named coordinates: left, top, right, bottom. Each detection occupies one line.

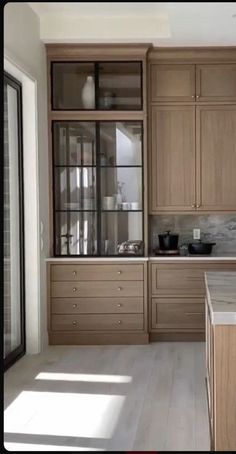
left=197, top=105, right=236, bottom=211
left=205, top=272, right=236, bottom=451
left=150, top=64, right=195, bottom=102
left=150, top=105, right=196, bottom=212
left=150, top=104, right=236, bottom=213
left=47, top=260, right=148, bottom=345
left=47, top=44, right=149, bottom=257
left=196, top=64, right=236, bottom=102
left=150, top=63, right=236, bottom=103
left=149, top=261, right=236, bottom=341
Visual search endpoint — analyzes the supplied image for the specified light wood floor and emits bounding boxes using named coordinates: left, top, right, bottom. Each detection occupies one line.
left=4, top=342, right=210, bottom=451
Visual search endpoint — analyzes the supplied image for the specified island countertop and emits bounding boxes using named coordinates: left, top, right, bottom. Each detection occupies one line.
left=205, top=271, right=236, bottom=325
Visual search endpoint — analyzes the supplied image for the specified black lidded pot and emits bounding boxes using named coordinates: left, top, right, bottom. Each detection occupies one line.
left=158, top=230, right=179, bottom=251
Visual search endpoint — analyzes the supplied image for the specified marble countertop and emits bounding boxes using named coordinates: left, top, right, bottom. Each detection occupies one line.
left=205, top=272, right=236, bottom=325
left=45, top=253, right=236, bottom=262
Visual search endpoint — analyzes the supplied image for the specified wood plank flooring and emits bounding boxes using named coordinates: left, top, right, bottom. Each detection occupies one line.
left=4, top=342, right=210, bottom=451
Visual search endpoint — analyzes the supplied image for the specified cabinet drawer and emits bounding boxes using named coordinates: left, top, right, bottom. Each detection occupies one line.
left=51, top=264, right=143, bottom=282
left=151, top=298, right=205, bottom=330
left=151, top=265, right=205, bottom=295
left=51, top=313, right=143, bottom=331
left=51, top=280, right=143, bottom=298
left=51, top=297, right=144, bottom=314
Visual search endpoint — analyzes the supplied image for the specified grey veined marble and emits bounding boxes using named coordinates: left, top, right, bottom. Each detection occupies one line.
left=150, top=215, right=236, bottom=253
left=205, top=271, right=236, bottom=324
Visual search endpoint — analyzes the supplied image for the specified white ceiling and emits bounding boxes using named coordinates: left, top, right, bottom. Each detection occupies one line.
left=28, top=2, right=236, bottom=46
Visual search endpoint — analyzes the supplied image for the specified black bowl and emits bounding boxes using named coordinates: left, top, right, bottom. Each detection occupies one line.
left=188, top=241, right=216, bottom=255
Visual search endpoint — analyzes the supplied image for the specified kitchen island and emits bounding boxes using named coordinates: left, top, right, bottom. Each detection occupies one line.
left=205, top=271, right=236, bottom=451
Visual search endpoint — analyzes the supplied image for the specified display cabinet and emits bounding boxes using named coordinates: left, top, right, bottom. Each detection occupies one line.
left=47, top=45, right=148, bottom=257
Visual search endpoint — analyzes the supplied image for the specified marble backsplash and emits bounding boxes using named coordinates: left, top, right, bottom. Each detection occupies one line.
left=150, top=215, right=236, bottom=253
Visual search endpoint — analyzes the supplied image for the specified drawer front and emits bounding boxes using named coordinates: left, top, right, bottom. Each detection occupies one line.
left=151, top=298, right=205, bottom=330
left=51, top=297, right=144, bottom=314
left=51, top=314, right=144, bottom=331
left=152, top=266, right=204, bottom=295
left=51, top=264, right=143, bottom=282
left=151, top=264, right=236, bottom=295
left=51, top=280, right=143, bottom=298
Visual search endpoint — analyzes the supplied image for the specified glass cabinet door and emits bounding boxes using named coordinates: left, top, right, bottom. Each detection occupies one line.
left=52, top=120, right=144, bottom=256
left=53, top=122, right=97, bottom=255
left=52, top=63, right=95, bottom=110
left=98, top=62, right=142, bottom=110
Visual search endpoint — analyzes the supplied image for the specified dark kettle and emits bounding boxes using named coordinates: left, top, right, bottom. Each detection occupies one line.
left=158, top=230, right=179, bottom=250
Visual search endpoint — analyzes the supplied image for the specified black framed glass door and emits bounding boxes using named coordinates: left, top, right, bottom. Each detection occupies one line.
left=4, top=72, right=25, bottom=370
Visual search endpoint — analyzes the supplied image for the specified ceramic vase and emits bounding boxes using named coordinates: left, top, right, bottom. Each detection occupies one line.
left=81, top=76, right=95, bottom=109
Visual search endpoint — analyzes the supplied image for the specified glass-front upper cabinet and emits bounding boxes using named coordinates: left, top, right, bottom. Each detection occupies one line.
left=53, top=121, right=143, bottom=256
left=51, top=62, right=142, bottom=111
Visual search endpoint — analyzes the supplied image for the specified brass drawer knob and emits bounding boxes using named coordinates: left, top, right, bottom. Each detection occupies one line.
left=118, top=320, right=122, bottom=324
left=117, top=287, right=122, bottom=291
left=191, top=204, right=196, bottom=208
left=196, top=95, right=200, bottom=99
left=117, top=303, right=122, bottom=307
left=191, top=95, right=195, bottom=99
left=117, top=270, right=122, bottom=275
left=72, top=270, right=77, bottom=276
left=73, top=303, right=78, bottom=308
left=72, top=320, right=77, bottom=326
left=72, top=287, right=77, bottom=292
left=196, top=204, right=200, bottom=208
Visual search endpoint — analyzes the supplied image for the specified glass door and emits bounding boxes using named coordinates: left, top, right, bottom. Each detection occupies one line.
left=4, top=73, right=25, bottom=370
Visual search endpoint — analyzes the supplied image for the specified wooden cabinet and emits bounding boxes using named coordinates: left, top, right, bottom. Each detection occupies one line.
left=197, top=105, right=236, bottom=211
left=48, top=261, right=148, bottom=345
left=196, top=64, right=236, bottom=102
left=150, top=63, right=236, bottom=103
left=150, top=64, right=195, bottom=102
left=150, top=105, right=196, bottom=212
left=150, top=104, right=236, bottom=213
left=206, top=293, right=236, bottom=451
left=149, top=261, right=236, bottom=341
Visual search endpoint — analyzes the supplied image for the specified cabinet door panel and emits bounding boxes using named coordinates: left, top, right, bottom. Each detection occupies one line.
left=150, top=64, right=195, bottom=102
left=197, top=106, right=236, bottom=210
left=150, top=106, right=196, bottom=212
left=151, top=298, right=205, bottom=330
left=196, top=64, right=236, bottom=101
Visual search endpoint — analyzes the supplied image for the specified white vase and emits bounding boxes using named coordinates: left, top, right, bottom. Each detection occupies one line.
left=81, top=76, right=95, bottom=109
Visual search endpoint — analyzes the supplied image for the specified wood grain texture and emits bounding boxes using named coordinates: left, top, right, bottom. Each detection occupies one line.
left=51, top=297, right=144, bottom=315
left=51, top=263, right=143, bottom=281
left=148, top=47, right=236, bottom=63
left=196, top=64, right=236, bottom=101
left=150, top=105, right=196, bottom=212
left=151, top=298, right=205, bottom=330
left=213, top=325, right=236, bottom=451
left=46, top=43, right=150, bottom=60
left=51, top=280, right=144, bottom=298
left=150, top=64, right=195, bottom=102
left=51, top=313, right=144, bottom=332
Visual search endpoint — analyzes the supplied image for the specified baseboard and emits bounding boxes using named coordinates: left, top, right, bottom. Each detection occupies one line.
left=149, top=332, right=205, bottom=341
left=49, top=331, right=149, bottom=345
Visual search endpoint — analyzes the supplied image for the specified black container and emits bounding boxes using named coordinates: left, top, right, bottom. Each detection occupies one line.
left=188, top=240, right=216, bottom=255
left=158, top=230, right=179, bottom=251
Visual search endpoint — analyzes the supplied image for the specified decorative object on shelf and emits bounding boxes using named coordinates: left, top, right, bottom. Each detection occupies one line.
left=100, top=151, right=107, bottom=166
left=114, top=181, right=123, bottom=209
left=102, top=196, right=115, bottom=210
left=117, top=240, right=143, bottom=255
left=81, top=76, right=95, bottom=109
left=130, top=202, right=140, bottom=210
left=60, top=232, right=73, bottom=255
left=101, top=91, right=116, bottom=109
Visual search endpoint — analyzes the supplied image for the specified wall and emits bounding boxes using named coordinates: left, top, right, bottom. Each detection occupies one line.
left=150, top=215, right=236, bottom=254
left=4, top=3, right=49, bottom=351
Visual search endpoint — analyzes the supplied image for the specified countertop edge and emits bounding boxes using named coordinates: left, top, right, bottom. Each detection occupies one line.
left=45, top=256, right=236, bottom=262
left=205, top=271, right=236, bottom=325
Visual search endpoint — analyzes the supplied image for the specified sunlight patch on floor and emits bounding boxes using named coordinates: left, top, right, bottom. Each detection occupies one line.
left=4, top=391, right=125, bottom=439
left=4, top=442, right=104, bottom=451
left=35, top=372, right=132, bottom=383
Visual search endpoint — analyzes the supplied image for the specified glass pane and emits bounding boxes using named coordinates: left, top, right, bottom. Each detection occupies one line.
left=101, top=212, right=143, bottom=255
left=4, top=81, right=22, bottom=358
left=55, top=167, right=97, bottom=211
left=100, top=121, right=142, bottom=166
left=52, top=62, right=95, bottom=110
left=54, top=122, right=96, bottom=166
left=101, top=167, right=142, bottom=210
left=55, top=212, right=97, bottom=255
left=98, top=62, right=142, bottom=110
